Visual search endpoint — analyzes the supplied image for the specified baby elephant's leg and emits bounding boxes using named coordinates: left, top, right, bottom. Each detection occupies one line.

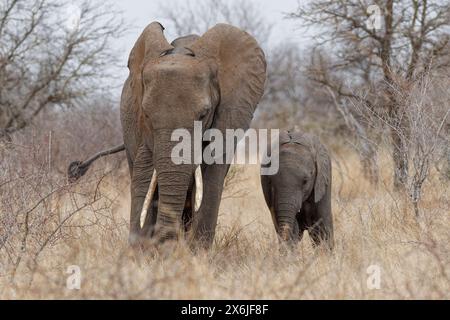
left=306, top=196, right=334, bottom=250
left=296, top=210, right=308, bottom=242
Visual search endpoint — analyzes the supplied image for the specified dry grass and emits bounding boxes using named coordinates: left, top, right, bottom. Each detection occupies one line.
left=0, top=142, right=449, bottom=299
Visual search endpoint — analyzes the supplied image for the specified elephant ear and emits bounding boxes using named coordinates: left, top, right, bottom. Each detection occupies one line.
left=189, top=24, right=267, bottom=138
left=127, top=22, right=174, bottom=106
left=313, top=137, right=331, bottom=203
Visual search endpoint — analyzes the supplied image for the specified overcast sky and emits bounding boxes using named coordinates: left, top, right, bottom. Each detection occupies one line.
left=101, top=0, right=308, bottom=97
left=112, top=0, right=304, bottom=64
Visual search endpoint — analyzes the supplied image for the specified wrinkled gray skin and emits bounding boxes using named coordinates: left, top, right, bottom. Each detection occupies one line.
left=69, top=22, right=266, bottom=249
left=122, top=23, right=266, bottom=248
left=261, top=130, right=333, bottom=250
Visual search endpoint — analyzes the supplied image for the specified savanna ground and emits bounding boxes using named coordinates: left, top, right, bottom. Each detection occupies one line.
left=1, top=129, right=448, bottom=299
left=1, top=0, right=450, bottom=301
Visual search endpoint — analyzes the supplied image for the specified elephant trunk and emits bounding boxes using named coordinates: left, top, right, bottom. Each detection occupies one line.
left=151, top=129, right=196, bottom=242
left=276, top=195, right=300, bottom=243
left=156, top=168, right=192, bottom=241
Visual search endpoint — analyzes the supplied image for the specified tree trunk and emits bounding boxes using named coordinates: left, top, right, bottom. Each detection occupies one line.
left=380, top=0, right=409, bottom=191
left=390, top=111, right=409, bottom=190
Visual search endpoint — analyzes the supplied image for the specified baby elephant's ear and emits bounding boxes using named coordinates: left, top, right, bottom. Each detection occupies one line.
left=313, top=139, right=331, bottom=203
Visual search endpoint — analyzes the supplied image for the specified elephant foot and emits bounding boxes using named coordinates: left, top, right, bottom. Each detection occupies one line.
left=128, top=232, right=141, bottom=247
left=128, top=232, right=151, bottom=251
left=278, top=239, right=299, bottom=256
left=188, top=235, right=214, bottom=252
left=311, top=237, right=334, bottom=252
left=128, top=233, right=161, bottom=258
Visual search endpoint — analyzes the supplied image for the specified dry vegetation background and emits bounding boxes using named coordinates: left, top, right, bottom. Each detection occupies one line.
left=1, top=0, right=449, bottom=299
left=0, top=119, right=448, bottom=299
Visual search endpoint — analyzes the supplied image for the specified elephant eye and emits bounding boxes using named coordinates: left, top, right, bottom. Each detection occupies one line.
left=159, top=49, right=172, bottom=57
left=184, top=47, right=195, bottom=57
left=199, top=107, right=209, bottom=121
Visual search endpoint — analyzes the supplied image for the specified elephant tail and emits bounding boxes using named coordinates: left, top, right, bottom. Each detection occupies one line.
left=67, top=144, right=125, bottom=182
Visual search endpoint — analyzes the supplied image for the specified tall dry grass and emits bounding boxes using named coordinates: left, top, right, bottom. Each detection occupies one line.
left=1, top=127, right=448, bottom=299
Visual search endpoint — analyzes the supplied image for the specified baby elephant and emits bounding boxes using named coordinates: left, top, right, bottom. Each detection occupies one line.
left=261, top=130, right=333, bottom=250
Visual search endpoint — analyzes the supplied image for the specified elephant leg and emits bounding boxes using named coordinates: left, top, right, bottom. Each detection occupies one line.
left=182, top=187, right=194, bottom=233
left=296, top=211, right=307, bottom=243
left=129, top=144, right=155, bottom=245
left=141, top=186, right=158, bottom=238
left=125, top=148, right=134, bottom=178
left=190, top=163, right=230, bottom=249
left=291, top=219, right=300, bottom=244
left=277, top=219, right=300, bottom=255
left=307, top=186, right=333, bottom=250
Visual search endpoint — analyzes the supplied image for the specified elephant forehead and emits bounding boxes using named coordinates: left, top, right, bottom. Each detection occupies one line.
left=278, top=146, right=315, bottom=168
left=145, top=55, right=209, bottom=80
left=275, top=162, right=314, bottom=184
left=280, top=144, right=313, bottom=158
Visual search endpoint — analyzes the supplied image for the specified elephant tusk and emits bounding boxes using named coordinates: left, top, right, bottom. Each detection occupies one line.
left=140, top=169, right=157, bottom=228
left=194, top=166, right=203, bottom=212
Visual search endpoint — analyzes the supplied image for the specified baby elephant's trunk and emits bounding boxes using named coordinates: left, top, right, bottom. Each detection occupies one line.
left=276, top=198, right=299, bottom=244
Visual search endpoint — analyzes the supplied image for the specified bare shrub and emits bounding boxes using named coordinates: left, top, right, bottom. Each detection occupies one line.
left=290, top=0, right=450, bottom=190
left=0, top=137, right=120, bottom=287
left=0, top=95, right=126, bottom=286
left=393, top=73, right=449, bottom=217
left=0, top=0, right=126, bottom=137
left=351, top=69, right=450, bottom=217
left=158, top=0, right=272, bottom=47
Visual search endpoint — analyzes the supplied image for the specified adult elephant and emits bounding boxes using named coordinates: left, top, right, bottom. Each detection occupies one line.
left=68, top=22, right=266, bottom=248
